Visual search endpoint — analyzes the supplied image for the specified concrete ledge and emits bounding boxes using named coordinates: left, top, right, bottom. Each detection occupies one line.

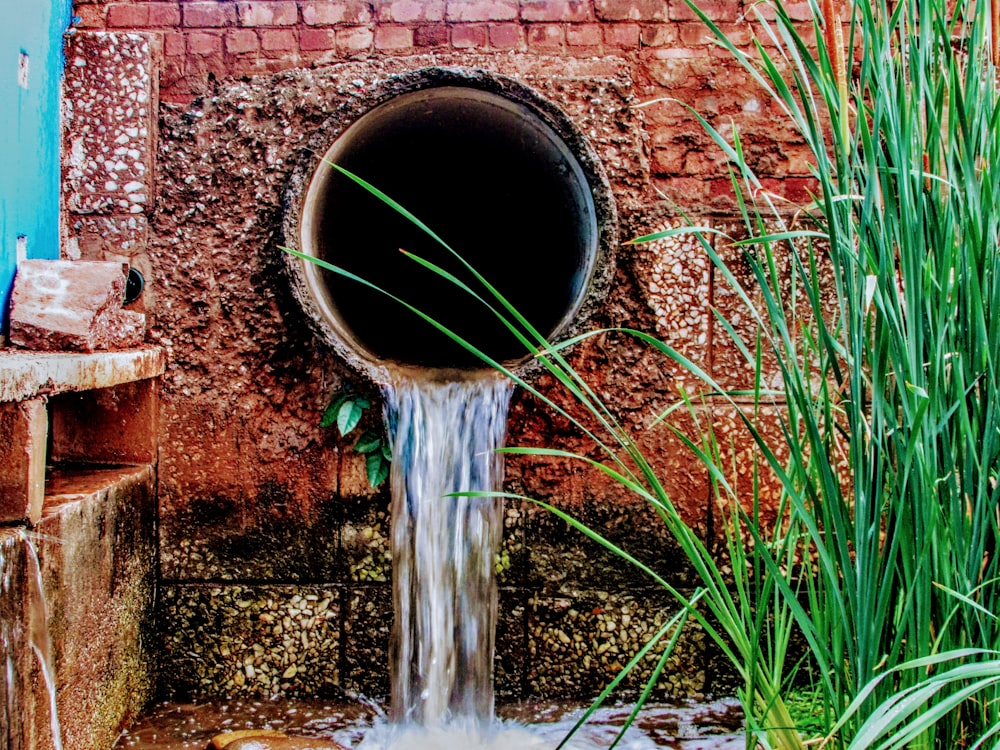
left=0, top=345, right=164, bottom=403
left=0, top=464, right=158, bottom=750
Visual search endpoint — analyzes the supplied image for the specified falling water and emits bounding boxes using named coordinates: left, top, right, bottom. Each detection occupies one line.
left=1, top=530, right=64, bottom=750
left=383, top=370, right=513, bottom=731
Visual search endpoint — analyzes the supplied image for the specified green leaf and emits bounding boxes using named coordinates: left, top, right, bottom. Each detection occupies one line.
left=337, top=397, right=369, bottom=436
left=353, top=430, right=382, bottom=454
left=381, top=439, right=393, bottom=461
left=320, top=394, right=348, bottom=428
left=366, top=453, right=389, bottom=487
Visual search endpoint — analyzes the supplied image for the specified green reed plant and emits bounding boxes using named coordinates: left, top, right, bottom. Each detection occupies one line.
left=288, top=168, right=808, bottom=750
left=669, top=0, right=1000, bottom=745
left=285, top=0, right=1000, bottom=745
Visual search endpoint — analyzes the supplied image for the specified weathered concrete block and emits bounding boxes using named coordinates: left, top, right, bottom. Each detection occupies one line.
left=39, top=464, right=158, bottom=750
left=0, top=399, right=48, bottom=524
left=0, top=465, right=157, bottom=750
left=9, top=259, right=145, bottom=352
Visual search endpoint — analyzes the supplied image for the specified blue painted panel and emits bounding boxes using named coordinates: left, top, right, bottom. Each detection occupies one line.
left=0, top=0, right=72, bottom=332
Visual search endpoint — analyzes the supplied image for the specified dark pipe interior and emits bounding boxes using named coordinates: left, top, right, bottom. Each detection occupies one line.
left=305, top=86, right=597, bottom=370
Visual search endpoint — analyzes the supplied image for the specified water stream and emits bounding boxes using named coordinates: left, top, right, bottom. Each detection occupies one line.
left=383, top=371, right=512, bottom=730
left=1, top=529, right=64, bottom=750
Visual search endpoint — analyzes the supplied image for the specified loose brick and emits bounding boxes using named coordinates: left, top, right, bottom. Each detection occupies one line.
left=451, top=23, right=488, bottom=47
left=260, top=28, right=298, bottom=51
left=566, top=22, right=601, bottom=45
left=183, top=2, right=237, bottom=28
left=300, top=27, right=337, bottom=50
left=526, top=22, right=564, bottom=50
left=488, top=22, right=524, bottom=48
left=107, top=4, right=149, bottom=27
left=414, top=24, right=449, bottom=45
left=187, top=31, right=224, bottom=55
left=604, top=21, right=640, bottom=46
left=301, top=1, right=373, bottom=25
left=336, top=25, right=375, bottom=52
left=9, top=260, right=144, bottom=352
left=225, top=29, right=260, bottom=54
left=375, top=25, right=414, bottom=49
left=596, top=0, right=669, bottom=21
left=519, top=0, right=593, bottom=21
left=237, top=2, right=299, bottom=26
left=447, top=0, right=518, bottom=22
left=382, top=0, right=446, bottom=22
left=148, top=3, right=183, bottom=27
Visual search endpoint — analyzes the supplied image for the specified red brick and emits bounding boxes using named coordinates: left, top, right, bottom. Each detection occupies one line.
left=107, top=4, right=149, bottom=27
left=0, top=400, right=47, bottom=524
left=225, top=29, right=260, bottom=53
left=260, top=28, right=298, bottom=50
left=566, top=22, right=601, bottom=45
left=74, top=5, right=106, bottom=28
left=375, top=25, right=414, bottom=48
left=380, top=0, right=446, bottom=22
left=187, top=32, right=223, bottom=55
left=709, top=177, right=739, bottom=200
left=301, top=1, right=372, bottom=25
left=711, top=22, right=750, bottom=45
left=337, top=25, right=375, bottom=51
left=237, top=2, right=299, bottom=25
left=489, top=22, right=524, bottom=48
left=639, top=22, right=677, bottom=46
left=668, top=0, right=741, bottom=22
left=778, top=177, right=816, bottom=204
left=447, top=0, right=518, bottom=22
left=604, top=21, right=640, bottom=46
left=451, top=23, right=488, bottom=46
left=415, top=24, right=449, bottom=45
left=183, top=2, right=237, bottom=27
left=148, top=3, right=183, bottom=27
left=756, top=1, right=814, bottom=20
left=300, top=27, right=336, bottom=50
left=163, top=31, right=186, bottom=57
left=526, top=22, right=564, bottom=49
left=596, top=0, right=669, bottom=21
left=519, top=0, right=593, bottom=22
left=678, top=22, right=714, bottom=45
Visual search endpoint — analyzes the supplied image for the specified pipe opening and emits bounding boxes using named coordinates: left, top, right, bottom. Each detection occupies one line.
left=289, top=79, right=609, bottom=374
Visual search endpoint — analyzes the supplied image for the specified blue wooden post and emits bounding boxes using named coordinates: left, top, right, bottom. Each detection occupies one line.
left=0, top=0, right=72, bottom=334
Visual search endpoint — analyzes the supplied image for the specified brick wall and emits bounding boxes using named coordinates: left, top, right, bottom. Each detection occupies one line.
left=72, top=0, right=818, bottom=208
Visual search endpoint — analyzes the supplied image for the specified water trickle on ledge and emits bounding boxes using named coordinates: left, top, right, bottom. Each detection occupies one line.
left=383, top=370, right=512, bottom=731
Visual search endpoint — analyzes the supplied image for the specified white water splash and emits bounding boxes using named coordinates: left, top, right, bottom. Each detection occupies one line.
left=384, top=372, right=512, bottom=730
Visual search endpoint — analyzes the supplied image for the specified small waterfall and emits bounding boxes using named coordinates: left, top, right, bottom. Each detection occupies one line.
left=384, top=371, right=513, bottom=730
left=1, top=530, right=63, bottom=750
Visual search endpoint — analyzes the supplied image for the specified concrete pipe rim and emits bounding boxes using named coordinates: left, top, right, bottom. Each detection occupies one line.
left=282, top=67, right=618, bottom=385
